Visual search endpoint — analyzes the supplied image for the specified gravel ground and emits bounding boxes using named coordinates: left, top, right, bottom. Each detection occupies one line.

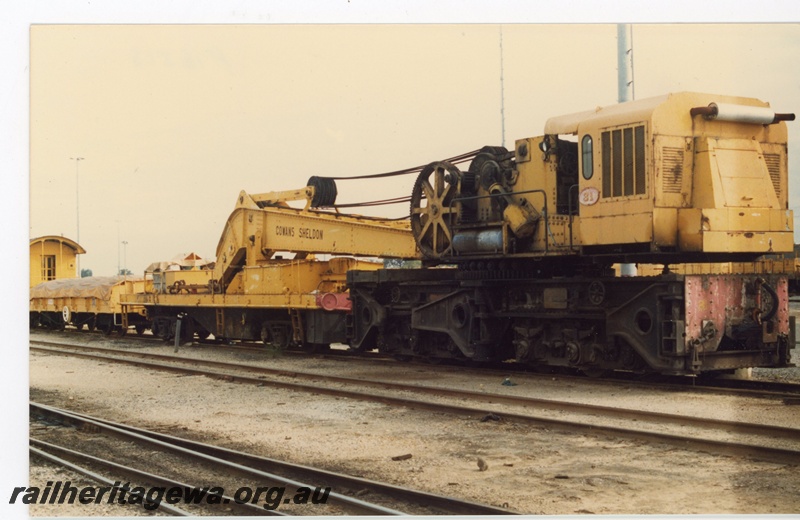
left=28, top=330, right=800, bottom=516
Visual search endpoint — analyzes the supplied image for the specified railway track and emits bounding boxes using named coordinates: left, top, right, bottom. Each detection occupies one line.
left=31, top=340, right=800, bottom=466
left=30, top=441, right=263, bottom=516
left=198, top=342, right=800, bottom=399
left=31, top=402, right=514, bottom=516
left=192, top=340, right=800, bottom=398
left=32, top=330, right=800, bottom=399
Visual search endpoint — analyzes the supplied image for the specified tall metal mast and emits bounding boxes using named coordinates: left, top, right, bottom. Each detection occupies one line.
left=70, top=156, right=84, bottom=276
left=617, top=24, right=636, bottom=276
left=617, top=24, right=634, bottom=103
left=499, top=25, right=506, bottom=148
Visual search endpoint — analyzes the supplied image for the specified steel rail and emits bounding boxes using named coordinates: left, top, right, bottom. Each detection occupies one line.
left=31, top=402, right=515, bottom=516
left=175, top=339, right=800, bottom=398
left=32, top=344, right=800, bottom=465
left=31, top=341, right=800, bottom=440
left=30, top=402, right=404, bottom=516
left=32, top=332, right=800, bottom=398
left=30, top=438, right=279, bottom=516
left=29, top=445, right=192, bottom=516
left=42, top=406, right=516, bottom=515
left=185, top=344, right=800, bottom=398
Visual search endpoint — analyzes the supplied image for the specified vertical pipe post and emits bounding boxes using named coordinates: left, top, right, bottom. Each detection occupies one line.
left=617, top=24, right=637, bottom=277
left=174, top=313, right=184, bottom=353
left=499, top=25, right=506, bottom=148
left=70, top=156, right=84, bottom=276
left=617, top=24, right=634, bottom=103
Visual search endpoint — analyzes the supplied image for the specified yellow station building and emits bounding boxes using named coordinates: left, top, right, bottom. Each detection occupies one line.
left=29, top=235, right=86, bottom=288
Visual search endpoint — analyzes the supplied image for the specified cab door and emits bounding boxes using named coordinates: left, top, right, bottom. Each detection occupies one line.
left=577, top=123, right=653, bottom=248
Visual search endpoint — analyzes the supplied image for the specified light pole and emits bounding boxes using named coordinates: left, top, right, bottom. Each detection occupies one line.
left=499, top=25, right=505, bottom=149
left=122, top=241, right=128, bottom=275
left=70, top=157, right=84, bottom=276
left=116, top=220, right=121, bottom=275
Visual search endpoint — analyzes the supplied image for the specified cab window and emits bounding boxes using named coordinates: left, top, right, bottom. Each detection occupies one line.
left=581, top=134, right=593, bottom=180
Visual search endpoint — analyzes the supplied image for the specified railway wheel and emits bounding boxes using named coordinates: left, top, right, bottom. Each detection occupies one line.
left=271, top=325, right=290, bottom=350
left=178, top=316, right=195, bottom=343
left=135, top=324, right=146, bottom=336
left=259, top=323, right=271, bottom=345
left=261, top=322, right=290, bottom=350
left=101, top=319, right=115, bottom=336
left=61, top=306, right=72, bottom=327
left=195, top=325, right=212, bottom=341
left=49, top=312, right=66, bottom=331
left=410, top=161, right=460, bottom=260
left=151, top=317, right=172, bottom=342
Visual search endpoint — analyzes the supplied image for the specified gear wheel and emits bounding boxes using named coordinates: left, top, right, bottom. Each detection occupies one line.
left=410, top=161, right=461, bottom=260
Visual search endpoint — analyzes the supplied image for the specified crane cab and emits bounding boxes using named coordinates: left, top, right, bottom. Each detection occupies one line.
left=410, top=92, right=794, bottom=265
left=544, top=92, right=794, bottom=261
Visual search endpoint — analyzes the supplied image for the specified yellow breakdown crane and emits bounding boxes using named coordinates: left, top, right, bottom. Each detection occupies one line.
left=111, top=91, right=796, bottom=374
left=122, top=185, right=420, bottom=347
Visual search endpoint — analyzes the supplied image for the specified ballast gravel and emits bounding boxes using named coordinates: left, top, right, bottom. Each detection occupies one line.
left=27, top=329, right=800, bottom=516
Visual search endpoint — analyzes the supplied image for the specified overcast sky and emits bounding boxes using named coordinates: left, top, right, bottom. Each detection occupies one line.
left=5, top=4, right=800, bottom=519
left=24, top=22, right=800, bottom=276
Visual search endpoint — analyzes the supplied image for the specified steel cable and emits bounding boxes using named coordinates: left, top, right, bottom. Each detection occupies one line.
left=311, top=148, right=481, bottom=211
